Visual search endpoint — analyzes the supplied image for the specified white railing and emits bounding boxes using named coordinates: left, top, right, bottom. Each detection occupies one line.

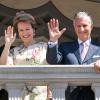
left=0, top=65, right=100, bottom=100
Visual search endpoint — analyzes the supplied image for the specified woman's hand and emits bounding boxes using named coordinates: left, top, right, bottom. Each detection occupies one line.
left=48, top=18, right=66, bottom=42
left=0, top=26, right=16, bottom=65
left=5, top=26, right=16, bottom=47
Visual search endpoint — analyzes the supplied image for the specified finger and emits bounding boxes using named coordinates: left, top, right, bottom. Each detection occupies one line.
left=49, top=19, right=53, bottom=30
left=95, top=60, right=100, bottom=66
left=47, top=22, right=51, bottom=32
left=6, top=26, right=12, bottom=36
left=11, top=27, right=14, bottom=38
left=7, top=26, right=12, bottom=34
left=60, top=28, right=66, bottom=35
left=48, top=22, right=52, bottom=37
left=51, top=18, right=56, bottom=29
left=52, top=18, right=56, bottom=28
left=55, top=19, right=59, bottom=29
left=94, top=62, right=100, bottom=72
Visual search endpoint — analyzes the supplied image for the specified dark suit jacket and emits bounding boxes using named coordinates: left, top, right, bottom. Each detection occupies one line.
left=46, top=40, right=100, bottom=65
left=46, top=40, right=100, bottom=100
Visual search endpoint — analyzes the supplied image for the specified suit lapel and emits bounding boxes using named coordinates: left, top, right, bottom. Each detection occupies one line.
left=75, top=49, right=81, bottom=64
left=73, top=40, right=100, bottom=64
left=83, top=43, right=99, bottom=62
left=74, top=41, right=82, bottom=64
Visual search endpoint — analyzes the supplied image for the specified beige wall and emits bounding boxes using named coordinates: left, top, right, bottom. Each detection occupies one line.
left=0, top=0, right=100, bottom=27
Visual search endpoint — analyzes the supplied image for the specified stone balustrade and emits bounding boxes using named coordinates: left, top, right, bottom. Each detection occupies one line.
left=0, top=65, right=100, bottom=100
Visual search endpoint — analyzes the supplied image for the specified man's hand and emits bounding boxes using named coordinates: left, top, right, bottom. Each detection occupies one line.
left=48, top=18, right=66, bottom=42
left=94, top=60, right=100, bottom=72
left=5, top=26, right=16, bottom=47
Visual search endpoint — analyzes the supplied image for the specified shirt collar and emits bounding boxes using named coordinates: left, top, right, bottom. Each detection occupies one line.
left=78, top=38, right=91, bottom=46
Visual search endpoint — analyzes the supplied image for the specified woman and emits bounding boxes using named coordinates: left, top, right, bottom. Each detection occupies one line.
left=7, top=11, right=47, bottom=65
left=6, top=11, right=49, bottom=100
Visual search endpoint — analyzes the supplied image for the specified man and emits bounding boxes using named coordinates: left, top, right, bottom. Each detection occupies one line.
left=46, top=11, right=100, bottom=100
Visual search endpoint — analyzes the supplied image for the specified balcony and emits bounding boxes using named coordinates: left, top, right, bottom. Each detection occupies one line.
left=0, top=65, right=100, bottom=100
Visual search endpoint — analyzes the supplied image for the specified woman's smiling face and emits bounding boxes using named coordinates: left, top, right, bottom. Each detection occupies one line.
left=17, top=21, right=35, bottom=47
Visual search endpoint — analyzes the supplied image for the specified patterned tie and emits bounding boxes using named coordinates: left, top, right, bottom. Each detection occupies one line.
left=80, top=42, right=87, bottom=61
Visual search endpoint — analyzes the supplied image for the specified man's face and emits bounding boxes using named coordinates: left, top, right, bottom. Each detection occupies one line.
left=73, top=17, right=93, bottom=42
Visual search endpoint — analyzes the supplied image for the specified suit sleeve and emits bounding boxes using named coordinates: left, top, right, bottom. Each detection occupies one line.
left=46, top=44, right=62, bottom=64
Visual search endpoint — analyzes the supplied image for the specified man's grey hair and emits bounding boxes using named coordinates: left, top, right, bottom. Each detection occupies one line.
left=74, top=11, right=93, bottom=24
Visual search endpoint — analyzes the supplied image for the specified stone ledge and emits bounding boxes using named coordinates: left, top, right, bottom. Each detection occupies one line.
left=0, top=65, right=99, bottom=86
